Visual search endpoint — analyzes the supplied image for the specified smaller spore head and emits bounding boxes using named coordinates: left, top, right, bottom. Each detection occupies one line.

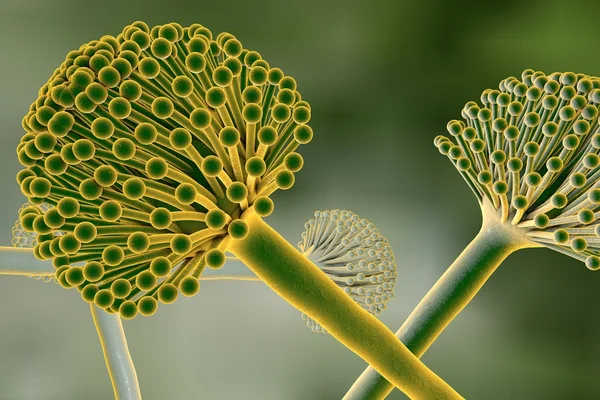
left=81, top=284, right=100, bottom=303
left=169, top=128, right=192, bottom=150
left=245, top=157, right=266, bottom=177
left=297, top=210, right=397, bottom=333
left=284, top=153, right=304, bottom=173
left=170, top=234, right=193, bottom=254
left=74, top=221, right=97, bottom=243
left=65, top=266, right=85, bottom=286
left=136, top=271, right=157, bottom=291
left=254, top=197, right=274, bottom=217
left=123, top=178, right=146, bottom=200
left=275, top=170, right=295, bottom=190
left=226, top=182, right=248, bottom=203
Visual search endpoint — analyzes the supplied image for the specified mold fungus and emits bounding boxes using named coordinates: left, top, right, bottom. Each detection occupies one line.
left=16, top=21, right=311, bottom=318
left=11, top=21, right=461, bottom=399
left=436, top=70, right=600, bottom=269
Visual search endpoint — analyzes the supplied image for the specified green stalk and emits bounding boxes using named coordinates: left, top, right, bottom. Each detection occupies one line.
left=91, top=304, right=142, bottom=400
left=343, top=201, right=540, bottom=400
left=229, top=210, right=463, bottom=400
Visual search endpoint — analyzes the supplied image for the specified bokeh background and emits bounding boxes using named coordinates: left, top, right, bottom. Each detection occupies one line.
left=1, top=0, right=600, bottom=399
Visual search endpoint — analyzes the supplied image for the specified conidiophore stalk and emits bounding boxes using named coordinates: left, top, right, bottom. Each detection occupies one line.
left=230, top=210, right=456, bottom=399
left=0, top=247, right=55, bottom=276
left=344, top=69, right=600, bottom=399
left=91, top=304, right=141, bottom=400
left=0, top=247, right=260, bottom=281
left=13, top=21, right=459, bottom=398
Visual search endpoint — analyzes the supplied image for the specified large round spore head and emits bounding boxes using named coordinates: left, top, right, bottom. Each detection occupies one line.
left=15, top=21, right=313, bottom=317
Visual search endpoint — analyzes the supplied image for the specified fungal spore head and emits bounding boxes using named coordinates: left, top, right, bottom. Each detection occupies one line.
left=437, top=70, right=600, bottom=270
left=16, top=21, right=314, bottom=317
left=297, top=210, right=397, bottom=333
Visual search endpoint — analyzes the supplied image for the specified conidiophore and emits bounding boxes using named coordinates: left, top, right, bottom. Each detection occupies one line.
left=12, top=21, right=460, bottom=399
left=344, top=69, right=600, bottom=399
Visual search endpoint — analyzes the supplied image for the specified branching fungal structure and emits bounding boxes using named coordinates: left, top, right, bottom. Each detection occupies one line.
left=11, top=21, right=461, bottom=399
left=16, top=20, right=312, bottom=316
left=344, top=69, right=600, bottom=399
left=438, top=70, right=600, bottom=264
left=298, top=210, right=396, bottom=333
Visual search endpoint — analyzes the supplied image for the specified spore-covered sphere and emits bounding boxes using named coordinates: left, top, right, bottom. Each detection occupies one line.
left=436, top=70, right=600, bottom=271
left=16, top=21, right=313, bottom=316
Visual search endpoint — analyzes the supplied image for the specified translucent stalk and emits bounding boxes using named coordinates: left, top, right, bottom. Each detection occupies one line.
left=0, top=248, right=259, bottom=281
left=228, top=210, right=462, bottom=400
left=0, top=247, right=54, bottom=276
left=91, top=304, right=142, bottom=400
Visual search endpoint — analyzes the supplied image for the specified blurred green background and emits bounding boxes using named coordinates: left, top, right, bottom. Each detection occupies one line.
left=1, top=0, right=600, bottom=399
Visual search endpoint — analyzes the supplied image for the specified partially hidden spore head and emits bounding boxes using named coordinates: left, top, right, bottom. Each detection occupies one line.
left=297, top=210, right=397, bottom=333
